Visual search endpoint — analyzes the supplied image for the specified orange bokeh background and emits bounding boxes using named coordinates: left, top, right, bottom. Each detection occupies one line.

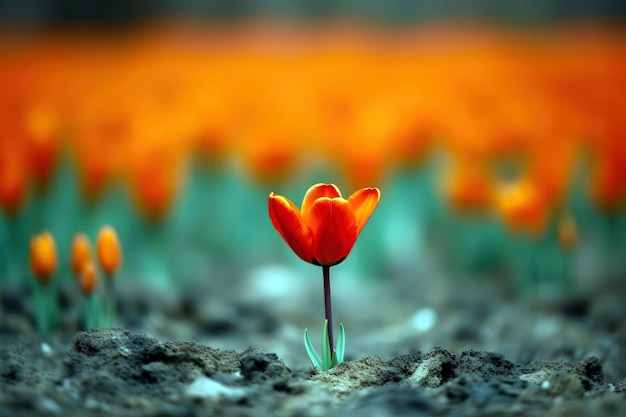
left=0, top=23, right=624, bottom=233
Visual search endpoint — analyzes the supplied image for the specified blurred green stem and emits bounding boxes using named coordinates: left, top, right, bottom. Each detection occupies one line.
left=104, top=273, right=116, bottom=327
left=34, top=280, right=54, bottom=334
left=4, top=217, right=22, bottom=287
left=85, top=293, right=99, bottom=329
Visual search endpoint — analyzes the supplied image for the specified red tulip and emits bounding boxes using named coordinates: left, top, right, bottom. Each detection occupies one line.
left=269, top=183, right=380, bottom=266
left=269, top=182, right=380, bottom=369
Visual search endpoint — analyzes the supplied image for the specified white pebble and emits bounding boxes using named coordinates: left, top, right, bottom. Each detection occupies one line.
left=85, top=398, right=99, bottom=409
left=38, top=397, right=60, bottom=414
left=541, top=380, right=550, bottom=389
left=519, top=370, right=550, bottom=384
left=534, top=317, right=561, bottom=338
left=41, top=343, right=53, bottom=356
left=186, top=377, right=244, bottom=399
left=410, top=308, right=437, bottom=332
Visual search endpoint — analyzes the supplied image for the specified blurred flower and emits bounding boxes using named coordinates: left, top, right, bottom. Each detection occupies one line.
left=269, top=183, right=380, bottom=266
left=0, top=25, right=624, bottom=230
left=238, top=122, right=302, bottom=185
left=528, top=142, right=576, bottom=211
left=589, top=148, right=626, bottom=213
left=24, top=105, right=62, bottom=190
left=337, top=107, right=392, bottom=189
left=443, top=159, right=495, bottom=214
left=71, top=233, right=93, bottom=277
left=0, top=143, right=27, bottom=215
left=496, top=179, right=548, bottom=237
left=70, top=84, right=134, bottom=203
left=97, top=225, right=122, bottom=275
left=30, top=231, right=58, bottom=282
left=127, top=140, right=187, bottom=222
left=79, top=260, right=98, bottom=295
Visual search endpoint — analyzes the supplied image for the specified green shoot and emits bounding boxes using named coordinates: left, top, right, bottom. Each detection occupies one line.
left=304, top=320, right=345, bottom=371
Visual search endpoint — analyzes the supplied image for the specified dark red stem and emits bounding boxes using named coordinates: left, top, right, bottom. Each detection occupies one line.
left=323, top=265, right=334, bottom=354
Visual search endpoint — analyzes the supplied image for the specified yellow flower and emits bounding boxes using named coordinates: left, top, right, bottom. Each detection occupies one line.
left=97, top=225, right=122, bottom=275
left=30, top=231, right=57, bottom=282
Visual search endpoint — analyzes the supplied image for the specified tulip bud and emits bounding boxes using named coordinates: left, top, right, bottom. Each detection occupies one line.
left=71, top=233, right=92, bottom=277
left=30, top=231, right=57, bottom=282
left=80, top=260, right=98, bottom=295
left=97, top=225, right=121, bottom=275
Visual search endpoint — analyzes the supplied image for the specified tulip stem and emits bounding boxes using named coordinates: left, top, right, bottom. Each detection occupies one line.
left=104, top=273, right=115, bottom=327
left=323, top=265, right=334, bottom=356
left=34, top=280, right=53, bottom=334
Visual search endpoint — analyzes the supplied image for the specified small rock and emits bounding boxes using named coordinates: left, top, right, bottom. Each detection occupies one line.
left=240, top=350, right=290, bottom=382
left=520, top=370, right=552, bottom=384
left=41, top=343, right=53, bottom=356
left=408, top=347, right=456, bottom=388
left=185, top=377, right=244, bottom=399
left=410, top=308, right=437, bottom=333
left=38, top=397, right=61, bottom=415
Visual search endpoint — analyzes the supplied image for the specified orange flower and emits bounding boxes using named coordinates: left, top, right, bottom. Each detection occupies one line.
left=24, top=105, right=61, bottom=190
left=71, top=233, right=93, bottom=277
left=0, top=145, right=27, bottom=216
left=496, top=179, right=548, bottom=237
left=30, top=231, right=58, bottom=282
left=127, top=141, right=186, bottom=222
left=589, top=149, right=626, bottom=213
left=444, top=159, right=495, bottom=214
left=79, top=260, right=98, bottom=295
left=97, top=225, right=122, bottom=275
left=269, top=183, right=380, bottom=266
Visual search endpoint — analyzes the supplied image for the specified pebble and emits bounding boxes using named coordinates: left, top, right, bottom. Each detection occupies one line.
left=38, top=397, right=61, bottom=415
left=41, top=343, right=54, bottom=356
left=410, top=308, right=437, bottom=332
left=185, top=377, right=244, bottom=399
left=519, top=370, right=551, bottom=384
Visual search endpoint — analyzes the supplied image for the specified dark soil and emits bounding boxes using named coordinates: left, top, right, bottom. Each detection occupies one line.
left=1, top=270, right=625, bottom=416
left=0, top=328, right=624, bottom=417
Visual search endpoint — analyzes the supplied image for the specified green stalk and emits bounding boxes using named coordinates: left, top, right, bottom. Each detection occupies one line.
left=34, top=280, right=51, bottom=334
left=85, top=293, right=99, bottom=329
left=561, top=250, right=573, bottom=291
left=5, top=217, right=24, bottom=287
left=322, top=265, right=334, bottom=359
left=104, top=273, right=115, bottom=327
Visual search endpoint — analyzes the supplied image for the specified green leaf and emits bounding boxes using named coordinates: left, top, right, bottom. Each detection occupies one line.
left=333, top=323, right=345, bottom=366
left=304, top=328, right=322, bottom=370
left=321, top=320, right=332, bottom=371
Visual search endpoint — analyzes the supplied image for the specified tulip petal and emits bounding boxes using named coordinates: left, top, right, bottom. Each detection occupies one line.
left=348, top=187, right=380, bottom=234
left=301, top=183, right=342, bottom=220
left=268, top=193, right=313, bottom=263
left=308, top=197, right=357, bottom=266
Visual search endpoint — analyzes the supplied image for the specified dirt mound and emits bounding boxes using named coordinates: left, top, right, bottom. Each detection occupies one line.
left=1, top=328, right=624, bottom=417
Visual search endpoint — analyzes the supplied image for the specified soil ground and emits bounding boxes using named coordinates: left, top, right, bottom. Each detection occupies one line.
left=1, top=265, right=625, bottom=417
